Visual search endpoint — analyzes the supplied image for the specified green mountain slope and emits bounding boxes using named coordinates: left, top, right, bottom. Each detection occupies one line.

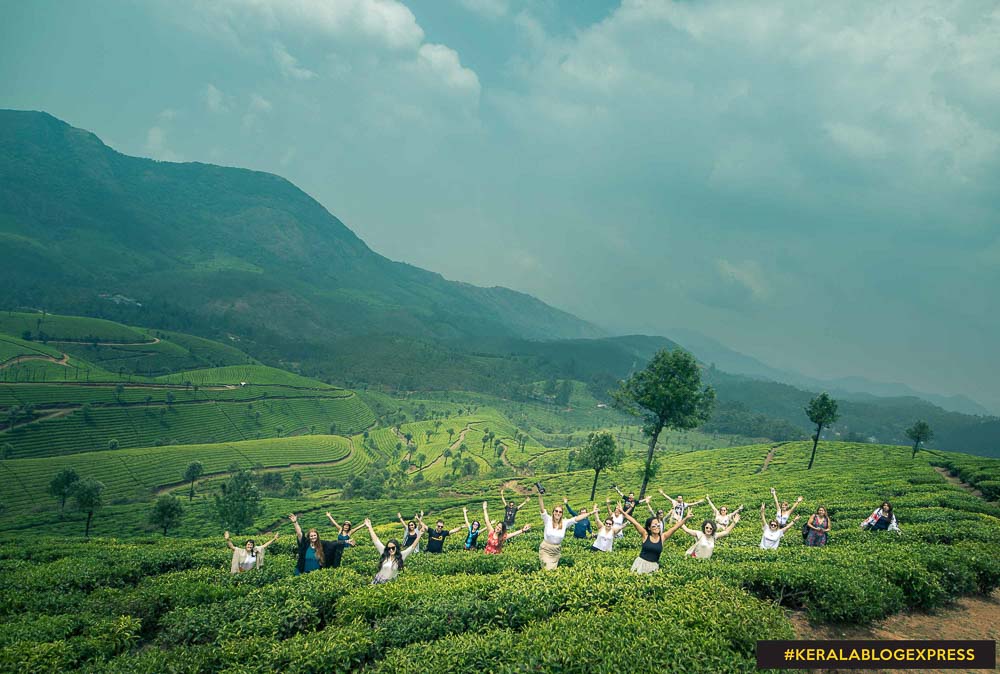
left=0, top=110, right=601, bottom=345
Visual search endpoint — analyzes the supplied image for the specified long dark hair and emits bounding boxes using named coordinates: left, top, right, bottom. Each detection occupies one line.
left=307, top=528, right=325, bottom=566
left=379, top=539, right=404, bottom=572
left=492, top=521, right=509, bottom=550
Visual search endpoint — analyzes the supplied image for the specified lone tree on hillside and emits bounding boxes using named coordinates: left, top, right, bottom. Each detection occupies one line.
left=578, top=431, right=624, bottom=500
left=612, top=348, right=716, bottom=499
left=49, top=468, right=80, bottom=513
left=73, top=478, right=104, bottom=538
left=446, top=428, right=455, bottom=443
left=805, top=393, right=840, bottom=470
left=214, top=467, right=263, bottom=531
left=184, top=461, right=204, bottom=501
left=906, top=420, right=934, bottom=459
left=442, top=448, right=452, bottom=465
left=150, top=494, right=184, bottom=535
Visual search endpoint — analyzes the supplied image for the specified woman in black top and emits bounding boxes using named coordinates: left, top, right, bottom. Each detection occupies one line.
left=290, top=513, right=353, bottom=575
left=622, top=510, right=689, bottom=574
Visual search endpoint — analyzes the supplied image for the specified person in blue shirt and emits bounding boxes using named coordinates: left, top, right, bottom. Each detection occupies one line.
left=562, top=497, right=593, bottom=539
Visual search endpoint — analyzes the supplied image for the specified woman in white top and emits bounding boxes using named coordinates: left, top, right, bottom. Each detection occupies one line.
left=759, top=503, right=799, bottom=550
left=605, top=499, right=627, bottom=538
left=590, top=503, right=626, bottom=552
left=682, top=514, right=740, bottom=559
left=365, top=517, right=421, bottom=584
left=224, top=530, right=279, bottom=573
left=706, top=495, right=744, bottom=528
left=770, top=488, right=804, bottom=526
left=538, top=493, right=588, bottom=570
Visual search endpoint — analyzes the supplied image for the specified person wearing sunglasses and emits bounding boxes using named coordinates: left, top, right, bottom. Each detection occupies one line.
left=759, top=503, right=800, bottom=550
left=590, top=503, right=626, bottom=552
left=538, top=492, right=588, bottom=570
left=622, top=509, right=689, bottom=573
left=365, top=517, right=421, bottom=584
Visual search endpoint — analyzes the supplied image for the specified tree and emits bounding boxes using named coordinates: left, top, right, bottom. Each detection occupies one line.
left=183, top=461, right=204, bottom=501
left=446, top=428, right=455, bottom=443
left=805, top=393, right=840, bottom=470
left=578, top=431, right=624, bottom=500
left=108, top=438, right=119, bottom=450
left=442, top=448, right=452, bottom=465
left=150, top=495, right=183, bottom=535
left=612, top=348, right=715, bottom=499
left=424, top=429, right=432, bottom=443
left=214, top=468, right=263, bottom=531
left=166, top=391, right=176, bottom=406
left=73, top=478, right=104, bottom=538
left=49, top=468, right=80, bottom=512
left=416, top=453, right=426, bottom=469
left=906, top=420, right=934, bottom=459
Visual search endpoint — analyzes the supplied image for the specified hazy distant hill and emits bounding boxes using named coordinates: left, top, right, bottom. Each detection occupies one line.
left=0, top=110, right=601, bottom=344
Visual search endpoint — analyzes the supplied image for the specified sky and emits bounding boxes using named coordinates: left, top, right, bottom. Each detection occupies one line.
left=2, top=0, right=998, bottom=412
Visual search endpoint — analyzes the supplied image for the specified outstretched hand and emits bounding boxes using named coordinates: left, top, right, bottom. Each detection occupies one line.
left=363, top=518, right=372, bottom=528
left=224, top=531, right=230, bottom=539
left=288, top=513, right=298, bottom=523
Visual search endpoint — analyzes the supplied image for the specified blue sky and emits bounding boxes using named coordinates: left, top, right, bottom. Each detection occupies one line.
left=2, top=0, right=998, bottom=411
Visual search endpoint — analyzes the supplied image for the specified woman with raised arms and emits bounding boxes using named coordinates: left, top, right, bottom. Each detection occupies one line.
left=590, top=502, right=626, bottom=552
left=706, top=494, right=743, bottom=528
left=397, top=511, right=425, bottom=554
left=605, top=499, right=627, bottom=539
left=537, top=492, right=589, bottom=570
left=770, top=488, right=804, bottom=526
left=326, top=512, right=355, bottom=542
left=224, top=530, right=279, bottom=574
left=658, top=489, right=705, bottom=523
left=759, top=503, right=800, bottom=550
left=681, top=513, right=740, bottom=559
left=482, top=500, right=531, bottom=554
left=364, top=517, right=421, bottom=584
left=622, top=508, right=689, bottom=573
left=290, top=513, right=354, bottom=574
left=462, top=506, right=483, bottom=551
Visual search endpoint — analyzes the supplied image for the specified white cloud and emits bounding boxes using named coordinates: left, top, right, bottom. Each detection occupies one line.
left=242, top=93, right=273, bottom=130
left=456, top=0, right=508, bottom=19
left=144, top=125, right=182, bottom=162
left=414, top=44, right=481, bottom=96
left=203, top=84, right=231, bottom=113
left=273, top=42, right=316, bottom=80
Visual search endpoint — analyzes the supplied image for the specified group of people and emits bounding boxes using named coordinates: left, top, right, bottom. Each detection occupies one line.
left=224, top=486, right=902, bottom=582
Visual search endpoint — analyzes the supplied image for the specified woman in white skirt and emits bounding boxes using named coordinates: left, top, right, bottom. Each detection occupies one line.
left=623, top=510, right=689, bottom=574
left=538, top=493, right=588, bottom=570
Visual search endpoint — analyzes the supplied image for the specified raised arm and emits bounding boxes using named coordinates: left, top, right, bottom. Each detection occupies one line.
left=613, top=485, right=625, bottom=499
left=687, top=498, right=706, bottom=508
left=397, top=512, right=406, bottom=527
left=364, top=518, right=385, bottom=554
left=770, top=487, right=780, bottom=513
left=258, top=532, right=280, bottom=550
left=463, top=507, right=471, bottom=529
left=538, top=493, right=547, bottom=515
left=622, top=509, right=648, bottom=540
left=643, top=497, right=655, bottom=516
left=786, top=496, right=804, bottom=516
left=401, top=528, right=422, bottom=559
left=415, top=513, right=428, bottom=532
left=565, top=506, right=588, bottom=526
left=706, top=495, right=719, bottom=516
left=562, top=497, right=578, bottom=518
left=516, top=498, right=529, bottom=511
left=663, top=512, right=691, bottom=539
left=500, top=488, right=509, bottom=507
left=223, top=531, right=236, bottom=550
left=658, top=489, right=679, bottom=508
left=289, top=513, right=303, bottom=542
left=715, top=513, right=741, bottom=539
left=760, top=503, right=768, bottom=527
left=326, top=512, right=340, bottom=529
left=448, top=524, right=464, bottom=535
left=504, top=523, right=531, bottom=541
left=780, top=515, right=801, bottom=534
left=482, top=501, right=495, bottom=533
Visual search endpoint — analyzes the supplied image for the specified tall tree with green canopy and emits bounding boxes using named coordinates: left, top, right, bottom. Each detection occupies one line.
left=150, top=495, right=184, bottom=535
left=612, top=348, right=715, bottom=499
left=73, top=478, right=104, bottom=538
left=805, top=393, right=840, bottom=470
left=183, top=461, right=204, bottom=501
left=906, top=420, right=934, bottom=458
left=49, top=468, right=80, bottom=512
left=214, top=467, right=263, bottom=531
left=578, top=430, right=624, bottom=500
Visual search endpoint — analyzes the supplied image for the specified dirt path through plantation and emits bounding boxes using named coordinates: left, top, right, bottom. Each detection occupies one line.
left=791, top=590, right=1000, bottom=674
left=154, top=447, right=357, bottom=496
left=932, top=466, right=987, bottom=500
left=0, top=352, right=70, bottom=370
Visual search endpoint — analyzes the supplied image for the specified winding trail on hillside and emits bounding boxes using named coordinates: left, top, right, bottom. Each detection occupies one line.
left=0, top=352, right=70, bottom=370
left=41, top=337, right=162, bottom=346
left=154, top=446, right=357, bottom=497
left=933, top=466, right=988, bottom=501
left=757, top=442, right=792, bottom=474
